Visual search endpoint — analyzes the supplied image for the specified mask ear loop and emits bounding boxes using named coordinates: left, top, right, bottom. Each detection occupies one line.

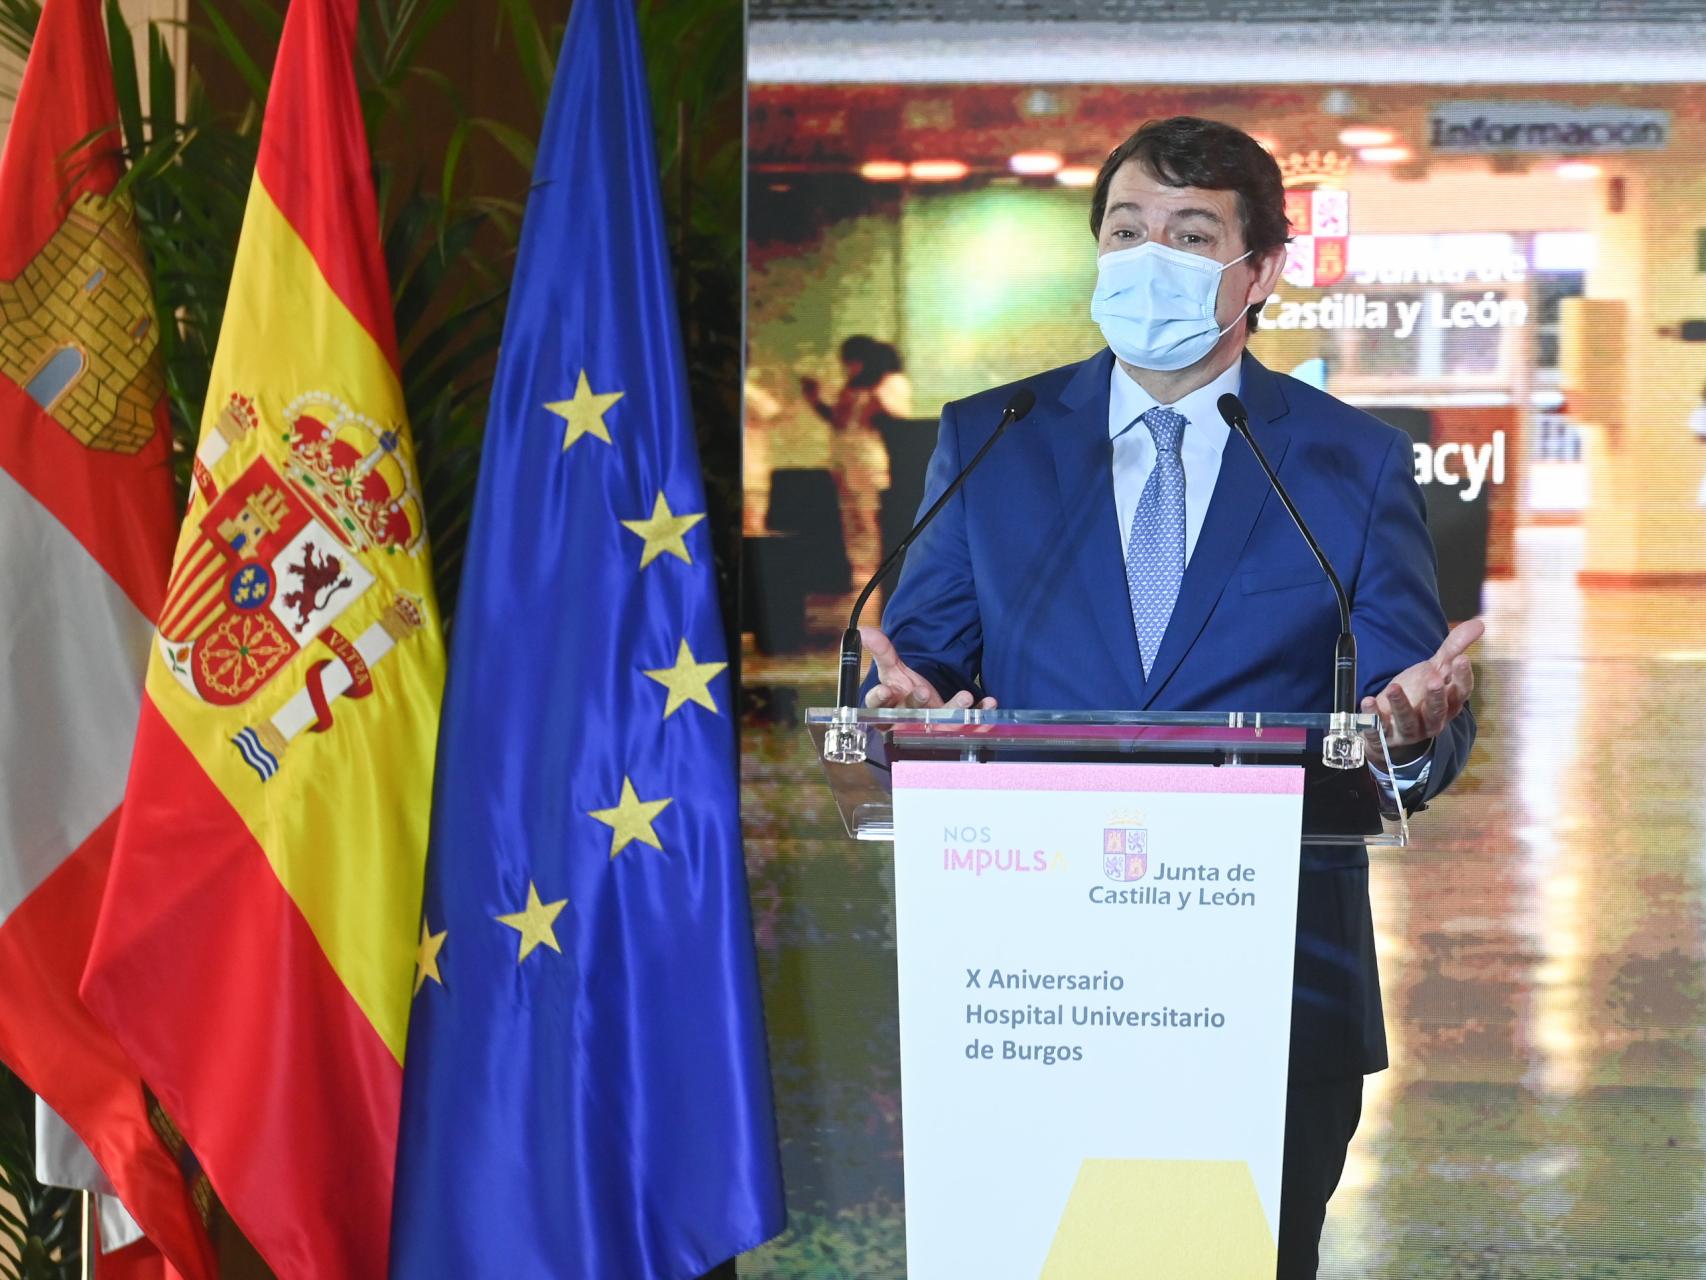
left=1167, top=245, right=1255, bottom=278
left=1210, top=248, right=1258, bottom=330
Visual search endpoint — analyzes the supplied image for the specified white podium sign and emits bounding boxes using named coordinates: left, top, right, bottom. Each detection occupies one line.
left=891, top=760, right=1304, bottom=1279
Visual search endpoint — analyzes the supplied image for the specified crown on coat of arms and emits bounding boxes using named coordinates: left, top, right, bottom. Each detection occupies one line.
left=1278, top=149, right=1351, bottom=189
left=214, top=393, right=261, bottom=442
left=209, top=390, right=425, bottom=555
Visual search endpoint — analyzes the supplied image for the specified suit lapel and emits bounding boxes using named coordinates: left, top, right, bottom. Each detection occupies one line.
left=1046, top=349, right=1147, bottom=706
left=1141, top=353, right=1292, bottom=707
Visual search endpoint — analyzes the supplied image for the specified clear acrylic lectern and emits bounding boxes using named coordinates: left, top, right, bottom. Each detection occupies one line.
left=805, top=708, right=1410, bottom=847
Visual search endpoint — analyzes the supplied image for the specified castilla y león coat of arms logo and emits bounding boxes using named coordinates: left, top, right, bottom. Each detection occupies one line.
left=157, top=390, right=428, bottom=782
left=1103, top=825, right=1148, bottom=881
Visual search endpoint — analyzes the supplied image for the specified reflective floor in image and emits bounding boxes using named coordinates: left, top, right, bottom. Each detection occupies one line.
left=1322, top=527, right=1706, bottom=1280
left=738, top=524, right=1706, bottom=1279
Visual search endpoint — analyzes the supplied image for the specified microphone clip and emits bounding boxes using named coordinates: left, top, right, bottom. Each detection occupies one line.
left=821, top=705, right=866, bottom=766
left=1322, top=711, right=1366, bottom=771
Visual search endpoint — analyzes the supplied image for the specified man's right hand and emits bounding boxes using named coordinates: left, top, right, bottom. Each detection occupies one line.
left=861, top=625, right=997, bottom=710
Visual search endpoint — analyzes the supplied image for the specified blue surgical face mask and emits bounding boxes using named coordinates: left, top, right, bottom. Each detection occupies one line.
left=1090, top=242, right=1253, bottom=372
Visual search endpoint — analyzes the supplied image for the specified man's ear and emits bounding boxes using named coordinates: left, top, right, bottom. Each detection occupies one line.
left=1245, top=243, right=1288, bottom=309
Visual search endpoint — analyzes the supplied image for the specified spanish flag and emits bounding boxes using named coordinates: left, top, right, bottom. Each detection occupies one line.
left=80, top=0, right=445, bottom=1275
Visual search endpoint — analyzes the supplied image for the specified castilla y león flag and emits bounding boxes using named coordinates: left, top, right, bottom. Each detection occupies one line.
left=79, top=0, right=447, bottom=1275
left=0, top=0, right=214, bottom=1274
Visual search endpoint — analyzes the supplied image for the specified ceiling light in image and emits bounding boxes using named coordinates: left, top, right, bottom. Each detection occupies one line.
left=1555, top=160, right=1603, bottom=181
left=1321, top=89, right=1360, bottom=117
left=860, top=160, right=908, bottom=181
left=1055, top=165, right=1098, bottom=188
left=1357, top=145, right=1413, bottom=165
left=1021, top=88, right=1063, bottom=117
left=1338, top=126, right=1396, bottom=148
left=909, top=159, right=970, bottom=182
left=1009, top=151, right=1064, bottom=176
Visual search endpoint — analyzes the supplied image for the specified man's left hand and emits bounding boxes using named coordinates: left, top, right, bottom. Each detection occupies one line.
left=1361, top=617, right=1485, bottom=762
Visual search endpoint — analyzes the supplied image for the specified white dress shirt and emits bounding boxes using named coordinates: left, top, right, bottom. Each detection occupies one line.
left=1107, top=356, right=1430, bottom=793
left=1107, top=359, right=1242, bottom=564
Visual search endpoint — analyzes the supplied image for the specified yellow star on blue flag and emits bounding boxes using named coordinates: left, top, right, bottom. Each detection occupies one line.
left=643, top=639, right=726, bottom=719
left=620, top=492, right=704, bottom=568
left=546, top=370, right=623, bottom=450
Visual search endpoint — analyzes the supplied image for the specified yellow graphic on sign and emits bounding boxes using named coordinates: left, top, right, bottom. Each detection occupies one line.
left=1042, top=1159, right=1275, bottom=1279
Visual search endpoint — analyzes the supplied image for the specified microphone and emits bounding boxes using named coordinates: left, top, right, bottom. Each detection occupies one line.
left=822, top=385, right=1037, bottom=764
left=1216, top=392, right=1364, bottom=771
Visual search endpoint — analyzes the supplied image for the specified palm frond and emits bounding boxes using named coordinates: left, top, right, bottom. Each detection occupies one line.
left=0, top=0, right=38, bottom=61
left=0, top=1067, right=81, bottom=1280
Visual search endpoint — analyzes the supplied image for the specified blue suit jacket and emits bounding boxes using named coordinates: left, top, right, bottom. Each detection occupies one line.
left=879, top=348, right=1476, bottom=1080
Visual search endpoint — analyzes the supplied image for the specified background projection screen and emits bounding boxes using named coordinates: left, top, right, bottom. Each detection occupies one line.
left=736, top=5, right=1706, bottom=1276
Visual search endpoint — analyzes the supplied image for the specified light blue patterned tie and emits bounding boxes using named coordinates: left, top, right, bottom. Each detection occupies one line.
left=1124, top=406, right=1187, bottom=678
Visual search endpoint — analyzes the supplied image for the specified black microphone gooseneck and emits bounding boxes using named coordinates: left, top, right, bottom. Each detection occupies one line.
left=1216, top=392, right=1363, bottom=769
left=835, top=386, right=1037, bottom=711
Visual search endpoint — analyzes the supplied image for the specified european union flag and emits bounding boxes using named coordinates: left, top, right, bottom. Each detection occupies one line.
left=388, top=0, right=785, bottom=1272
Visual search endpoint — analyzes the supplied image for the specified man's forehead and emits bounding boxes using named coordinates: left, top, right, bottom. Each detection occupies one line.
left=1106, top=162, right=1238, bottom=219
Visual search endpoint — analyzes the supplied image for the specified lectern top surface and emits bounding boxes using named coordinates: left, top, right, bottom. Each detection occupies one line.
left=804, top=708, right=1367, bottom=729
left=803, top=708, right=1405, bottom=847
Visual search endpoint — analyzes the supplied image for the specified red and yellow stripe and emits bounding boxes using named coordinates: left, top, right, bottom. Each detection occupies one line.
left=82, top=1, right=444, bottom=1275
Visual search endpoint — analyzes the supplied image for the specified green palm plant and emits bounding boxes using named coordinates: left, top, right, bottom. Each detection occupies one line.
left=0, top=1066, right=80, bottom=1280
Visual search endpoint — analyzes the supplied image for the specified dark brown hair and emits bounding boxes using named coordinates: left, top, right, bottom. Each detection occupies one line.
left=1090, top=117, right=1290, bottom=327
left=839, top=334, right=903, bottom=388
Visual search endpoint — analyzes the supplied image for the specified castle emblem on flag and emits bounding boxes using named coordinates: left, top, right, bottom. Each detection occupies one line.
left=157, top=390, right=429, bottom=780
left=1102, top=825, right=1148, bottom=881
left=0, top=191, right=163, bottom=453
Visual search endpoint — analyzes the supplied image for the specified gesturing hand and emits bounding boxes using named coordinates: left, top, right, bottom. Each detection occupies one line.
left=860, top=625, right=998, bottom=711
left=1362, top=617, right=1484, bottom=758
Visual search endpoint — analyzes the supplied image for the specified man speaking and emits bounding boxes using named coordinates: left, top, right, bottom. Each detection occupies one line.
left=862, top=116, right=1481, bottom=1278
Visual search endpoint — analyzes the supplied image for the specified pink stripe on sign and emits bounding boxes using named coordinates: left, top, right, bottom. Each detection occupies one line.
left=890, top=723, right=1307, bottom=745
left=893, top=761, right=1304, bottom=795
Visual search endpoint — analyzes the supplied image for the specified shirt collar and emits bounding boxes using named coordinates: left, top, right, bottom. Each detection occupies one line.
left=1108, top=357, right=1241, bottom=454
